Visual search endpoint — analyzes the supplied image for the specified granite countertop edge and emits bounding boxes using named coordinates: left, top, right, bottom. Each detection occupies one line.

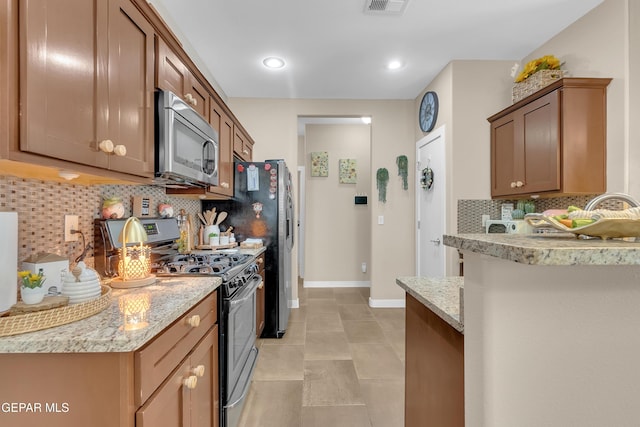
left=0, top=276, right=222, bottom=354
left=444, top=233, right=640, bottom=266
left=396, top=276, right=464, bottom=333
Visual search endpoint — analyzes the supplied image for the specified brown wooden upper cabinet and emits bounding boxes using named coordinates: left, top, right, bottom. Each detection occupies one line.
left=210, top=99, right=234, bottom=197
left=234, top=126, right=254, bottom=162
left=18, top=0, right=155, bottom=178
left=488, top=78, right=611, bottom=199
left=156, top=37, right=210, bottom=120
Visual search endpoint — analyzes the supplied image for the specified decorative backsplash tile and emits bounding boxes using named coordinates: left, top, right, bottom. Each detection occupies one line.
left=457, top=196, right=625, bottom=233
left=1, top=175, right=201, bottom=269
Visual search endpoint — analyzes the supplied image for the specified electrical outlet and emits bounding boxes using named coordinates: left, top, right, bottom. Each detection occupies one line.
left=482, top=214, right=490, bottom=227
left=64, top=215, right=79, bottom=242
left=361, top=262, right=367, bottom=273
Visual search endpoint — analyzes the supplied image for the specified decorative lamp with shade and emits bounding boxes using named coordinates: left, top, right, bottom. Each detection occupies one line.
left=110, top=216, right=156, bottom=288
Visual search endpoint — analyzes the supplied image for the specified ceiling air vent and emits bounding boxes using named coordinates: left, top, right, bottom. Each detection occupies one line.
left=363, top=0, right=409, bottom=15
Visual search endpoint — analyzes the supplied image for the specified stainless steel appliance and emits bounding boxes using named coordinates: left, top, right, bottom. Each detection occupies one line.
left=203, top=159, right=294, bottom=338
left=154, top=89, right=219, bottom=188
left=94, top=217, right=260, bottom=427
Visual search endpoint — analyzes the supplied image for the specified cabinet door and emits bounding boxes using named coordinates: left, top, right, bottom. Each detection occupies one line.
left=210, top=100, right=234, bottom=196
left=520, top=90, right=560, bottom=194
left=187, top=75, right=210, bottom=120
left=156, top=38, right=208, bottom=119
left=191, top=326, right=220, bottom=427
left=106, top=0, right=155, bottom=177
left=136, top=358, right=191, bottom=427
left=490, top=114, right=518, bottom=197
left=157, top=37, right=188, bottom=98
left=490, top=90, right=560, bottom=197
left=233, top=127, right=253, bottom=161
left=19, top=0, right=108, bottom=168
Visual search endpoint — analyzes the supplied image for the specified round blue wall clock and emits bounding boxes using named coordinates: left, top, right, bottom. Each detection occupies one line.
left=419, top=91, right=439, bottom=132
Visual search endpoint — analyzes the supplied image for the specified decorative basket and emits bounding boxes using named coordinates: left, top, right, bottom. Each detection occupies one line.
left=0, top=285, right=112, bottom=337
left=512, top=69, right=566, bottom=103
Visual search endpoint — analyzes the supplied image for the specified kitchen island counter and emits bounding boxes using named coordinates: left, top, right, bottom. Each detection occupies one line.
left=445, top=233, right=640, bottom=427
left=0, top=276, right=221, bottom=353
left=443, top=233, right=640, bottom=265
left=396, top=276, right=464, bottom=333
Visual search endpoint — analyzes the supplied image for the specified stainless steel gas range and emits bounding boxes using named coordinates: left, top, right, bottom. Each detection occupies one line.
left=94, top=217, right=260, bottom=427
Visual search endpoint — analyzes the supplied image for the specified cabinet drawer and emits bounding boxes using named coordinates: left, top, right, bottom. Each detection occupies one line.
left=135, top=292, right=217, bottom=406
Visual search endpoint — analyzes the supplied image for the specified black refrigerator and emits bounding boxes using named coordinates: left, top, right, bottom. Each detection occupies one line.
left=203, top=159, right=294, bottom=338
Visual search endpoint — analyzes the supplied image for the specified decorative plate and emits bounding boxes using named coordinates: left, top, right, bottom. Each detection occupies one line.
left=525, top=213, right=640, bottom=240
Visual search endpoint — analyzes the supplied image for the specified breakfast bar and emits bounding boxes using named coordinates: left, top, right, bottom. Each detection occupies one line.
left=444, top=233, right=640, bottom=427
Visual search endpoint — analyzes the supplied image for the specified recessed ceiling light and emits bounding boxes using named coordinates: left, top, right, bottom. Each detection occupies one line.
left=387, top=60, right=403, bottom=70
left=263, top=57, right=285, bottom=69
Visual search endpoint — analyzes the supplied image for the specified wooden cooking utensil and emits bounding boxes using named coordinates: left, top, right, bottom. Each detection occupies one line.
left=215, top=211, right=227, bottom=225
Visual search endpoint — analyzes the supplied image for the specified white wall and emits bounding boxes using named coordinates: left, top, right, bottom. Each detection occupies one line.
left=304, top=124, right=371, bottom=284
left=228, top=98, right=414, bottom=304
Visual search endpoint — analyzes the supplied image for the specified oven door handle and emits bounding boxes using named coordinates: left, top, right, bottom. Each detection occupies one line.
left=225, top=346, right=259, bottom=409
left=229, top=276, right=261, bottom=307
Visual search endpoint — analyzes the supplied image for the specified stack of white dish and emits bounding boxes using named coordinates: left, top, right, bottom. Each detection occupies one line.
left=61, top=261, right=102, bottom=304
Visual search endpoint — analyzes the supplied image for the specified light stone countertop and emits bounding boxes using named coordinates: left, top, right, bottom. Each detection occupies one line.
left=0, top=276, right=221, bottom=354
left=396, top=276, right=464, bottom=333
left=444, top=233, right=640, bottom=265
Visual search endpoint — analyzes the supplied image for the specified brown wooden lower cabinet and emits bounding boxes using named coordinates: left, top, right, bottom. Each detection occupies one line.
left=0, top=291, right=219, bottom=427
left=405, top=293, right=464, bottom=427
left=137, top=325, right=219, bottom=427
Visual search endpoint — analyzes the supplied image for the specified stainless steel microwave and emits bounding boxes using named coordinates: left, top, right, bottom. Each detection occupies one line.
left=154, top=90, right=219, bottom=187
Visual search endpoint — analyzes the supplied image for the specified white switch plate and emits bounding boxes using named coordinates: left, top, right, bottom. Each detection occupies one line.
left=64, top=215, right=79, bottom=242
left=378, top=215, right=384, bottom=225
left=482, top=214, right=490, bottom=227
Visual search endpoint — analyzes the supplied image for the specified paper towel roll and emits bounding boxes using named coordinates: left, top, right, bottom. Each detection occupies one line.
left=0, top=212, right=18, bottom=312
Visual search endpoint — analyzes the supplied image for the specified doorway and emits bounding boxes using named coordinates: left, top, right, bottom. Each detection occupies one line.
left=416, top=126, right=446, bottom=278
left=297, top=116, right=372, bottom=287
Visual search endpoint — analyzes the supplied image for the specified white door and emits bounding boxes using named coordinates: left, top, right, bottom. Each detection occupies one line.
left=416, top=126, right=446, bottom=277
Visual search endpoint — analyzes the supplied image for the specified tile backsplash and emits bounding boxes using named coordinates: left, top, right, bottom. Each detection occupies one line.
left=0, top=175, right=201, bottom=268
left=457, top=196, right=625, bottom=233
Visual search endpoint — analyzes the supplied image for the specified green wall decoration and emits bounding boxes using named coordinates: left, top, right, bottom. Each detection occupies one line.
left=376, top=168, right=389, bottom=203
left=396, top=155, right=408, bottom=190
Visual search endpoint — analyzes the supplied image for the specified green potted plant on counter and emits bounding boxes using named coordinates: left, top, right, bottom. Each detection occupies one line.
left=18, top=269, right=46, bottom=304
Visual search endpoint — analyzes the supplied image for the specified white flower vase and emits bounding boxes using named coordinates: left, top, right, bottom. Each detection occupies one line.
left=21, top=286, right=46, bottom=305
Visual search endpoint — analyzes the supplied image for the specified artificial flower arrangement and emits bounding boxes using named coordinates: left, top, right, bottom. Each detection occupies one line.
left=18, top=270, right=46, bottom=289
left=514, top=55, right=562, bottom=83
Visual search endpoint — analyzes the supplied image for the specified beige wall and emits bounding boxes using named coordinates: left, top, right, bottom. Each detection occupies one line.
left=228, top=98, right=414, bottom=303
left=520, top=0, right=630, bottom=194
left=414, top=60, right=515, bottom=275
left=303, top=124, right=371, bottom=283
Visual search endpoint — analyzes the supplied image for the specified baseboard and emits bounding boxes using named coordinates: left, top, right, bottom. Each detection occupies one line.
left=303, top=281, right=370, bottom=288
left=290, top=299, right=300, bottom=309
left=368, top=297, right=406, bottom=308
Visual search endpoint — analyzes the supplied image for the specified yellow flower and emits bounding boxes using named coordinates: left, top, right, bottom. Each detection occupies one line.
left=18, top=270, right=46, bottom=289
left=514, top=55, right=562, bottom=83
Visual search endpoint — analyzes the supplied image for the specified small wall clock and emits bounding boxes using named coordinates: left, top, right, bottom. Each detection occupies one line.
left=419, top=91, right=439, bottom=132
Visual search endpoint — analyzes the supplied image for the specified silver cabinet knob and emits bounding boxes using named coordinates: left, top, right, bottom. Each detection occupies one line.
left=430, top=238, right=441, bottom=245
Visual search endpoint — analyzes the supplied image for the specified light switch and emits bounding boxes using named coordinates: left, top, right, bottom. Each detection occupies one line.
left=378, top=215, right=384, bottom=225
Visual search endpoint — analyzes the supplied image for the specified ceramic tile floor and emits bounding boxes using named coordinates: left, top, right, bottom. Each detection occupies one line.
left=237, top=284, right=405, bottom=427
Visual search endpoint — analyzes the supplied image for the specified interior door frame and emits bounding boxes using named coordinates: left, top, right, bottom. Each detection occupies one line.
left=415, top=125, right=446, bottom=277
left=297, top=166, right=305, bottom=279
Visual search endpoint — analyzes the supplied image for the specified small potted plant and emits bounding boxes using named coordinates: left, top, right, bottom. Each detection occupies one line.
left=18, top=270, right=47, bottom=304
